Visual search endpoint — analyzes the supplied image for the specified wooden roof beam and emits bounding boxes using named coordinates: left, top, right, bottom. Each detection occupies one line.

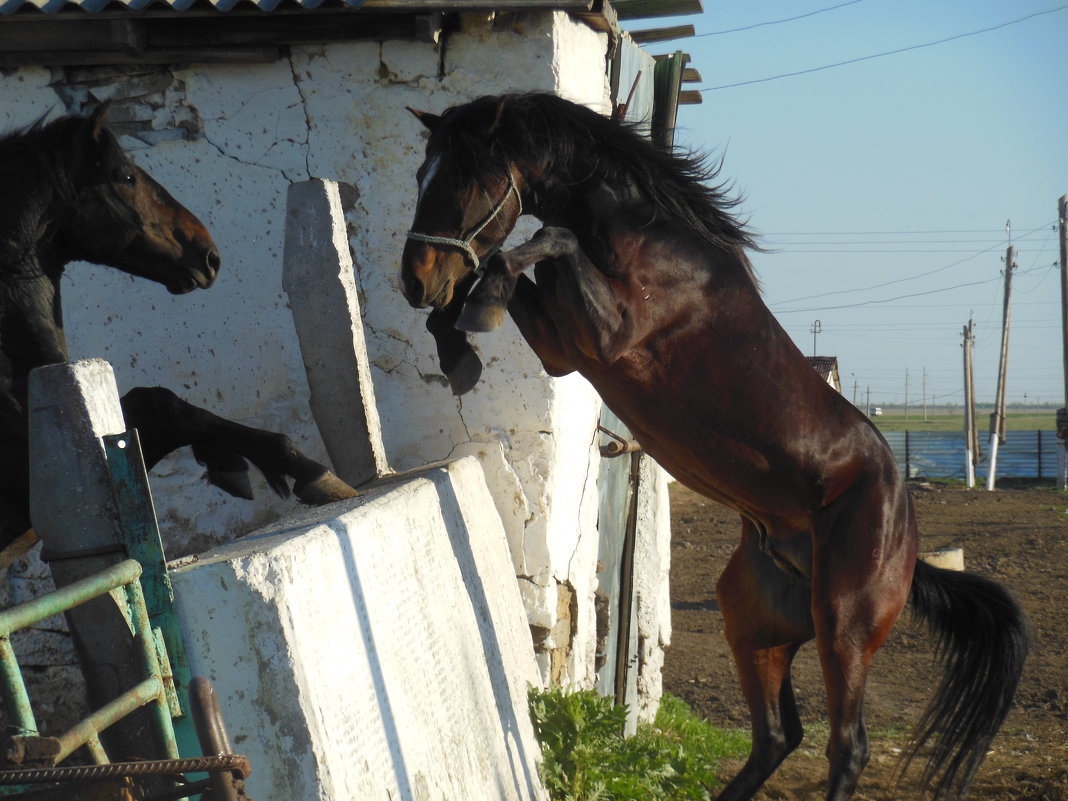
left=628, top=23, right=692, bottom=43
left=611, top=0, right=700, bottom=20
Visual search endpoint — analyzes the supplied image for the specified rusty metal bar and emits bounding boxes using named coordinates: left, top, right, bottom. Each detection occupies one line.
left=54, top=677, right=163, bottom=764
left=0, top=754, right=250, bottom=785
left=189, top=677, right=242, bottom=801
left=597, top=425, right=642, bottom=458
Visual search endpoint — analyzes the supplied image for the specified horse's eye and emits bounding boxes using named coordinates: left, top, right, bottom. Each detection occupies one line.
left=118, top=172, right=136, bottom=186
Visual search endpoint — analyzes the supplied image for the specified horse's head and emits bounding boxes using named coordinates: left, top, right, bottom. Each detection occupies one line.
left=58, top=104, right=220, bottom=294
left=400, top=104, right=524, bottom=310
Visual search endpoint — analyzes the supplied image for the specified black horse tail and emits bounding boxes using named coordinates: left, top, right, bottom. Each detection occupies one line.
left=902, top=558, right=1029, bottom=800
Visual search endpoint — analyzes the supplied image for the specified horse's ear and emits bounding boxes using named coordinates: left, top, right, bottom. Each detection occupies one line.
left=485, top=99, right=506, bottom=136
left=407, top=107, right=441, bottom=131
left=88, top=101, right=113, bottom=142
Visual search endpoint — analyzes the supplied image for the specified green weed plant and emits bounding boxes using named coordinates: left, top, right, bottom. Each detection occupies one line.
left=529, top=686, right=749, bottom=801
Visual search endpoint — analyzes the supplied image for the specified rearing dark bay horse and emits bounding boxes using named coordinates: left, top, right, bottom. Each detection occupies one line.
left=400, top=93, right=1028, bottom=801
left=0, top=104, right=355, bottom=561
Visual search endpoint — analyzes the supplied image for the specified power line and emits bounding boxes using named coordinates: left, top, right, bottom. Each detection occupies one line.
left=767, top=222, right=1054, bottom=305
left=701, top=5, right=1068, bottom=91
left=694, top=0, right=867, bottom=37
left=773, top=261, right=1055, bottom=313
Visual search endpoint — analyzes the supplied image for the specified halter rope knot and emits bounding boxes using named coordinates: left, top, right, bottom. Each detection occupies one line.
left=406, top=173, right=521, bottom=276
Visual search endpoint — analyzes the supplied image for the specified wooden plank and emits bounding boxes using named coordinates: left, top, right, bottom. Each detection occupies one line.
left=678, top=89, right=702, bottom=105
left=570, top=0, right=616, bottom=33
left=682, top=66, right=700, bottom=82
left=612, top=0, right=700, bottom=20
left=628, top=23, right=692, bottom=43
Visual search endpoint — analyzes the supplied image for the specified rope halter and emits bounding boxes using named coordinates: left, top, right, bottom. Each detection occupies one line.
left=406, top=172, right=521, bottom=276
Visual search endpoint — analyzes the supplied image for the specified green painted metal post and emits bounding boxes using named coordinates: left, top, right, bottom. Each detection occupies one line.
left=0, top=637, right=36, bottom=736
left=102, top=432, right=198, bottom=759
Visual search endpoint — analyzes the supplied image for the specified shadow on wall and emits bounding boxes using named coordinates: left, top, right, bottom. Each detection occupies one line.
left=325, top=464, right=542, bottom=800
left=332, top=522, right=414, bottom=800
left=433, top=475, right=540, bottom=801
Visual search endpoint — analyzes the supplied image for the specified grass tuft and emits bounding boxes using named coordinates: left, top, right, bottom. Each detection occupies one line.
left=529, top=686, right=749, bottom=801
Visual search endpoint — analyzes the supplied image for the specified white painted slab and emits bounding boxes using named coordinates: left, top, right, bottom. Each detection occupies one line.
left=172, top=456, right=546, bottom=801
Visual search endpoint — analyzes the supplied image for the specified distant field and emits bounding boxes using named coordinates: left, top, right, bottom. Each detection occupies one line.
left=872, top=411, right=1057, bottom=432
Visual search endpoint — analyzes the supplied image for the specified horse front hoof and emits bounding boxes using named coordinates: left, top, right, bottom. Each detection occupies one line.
left=456, top=300, right=506, bottom=332
left=295, top=470, right=360, bottom=505
left=445, top=348, right=483, bottom=395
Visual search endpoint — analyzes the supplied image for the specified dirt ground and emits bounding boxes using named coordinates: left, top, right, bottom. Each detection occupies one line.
left=664, top=479, right=1068, bottom=801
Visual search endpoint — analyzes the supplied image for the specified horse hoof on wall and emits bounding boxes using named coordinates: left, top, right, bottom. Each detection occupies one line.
left=294, top=471, right=360, bottom=505
left=455, top=300, right=506, bottom=333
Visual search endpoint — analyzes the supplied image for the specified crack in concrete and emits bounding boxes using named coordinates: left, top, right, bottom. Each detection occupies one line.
left=285, top=51, right=314, bottom=179
left=455, top=396, right=473, bottom=441
left=566, top=423, right=599, bottom=580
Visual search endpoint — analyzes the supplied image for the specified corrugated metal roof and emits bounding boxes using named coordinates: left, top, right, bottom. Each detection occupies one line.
left=0, top=0, right=361, bottom=13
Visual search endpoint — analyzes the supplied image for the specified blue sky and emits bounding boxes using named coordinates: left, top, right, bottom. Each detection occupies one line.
left=624, top=1, right=1067, bottom=408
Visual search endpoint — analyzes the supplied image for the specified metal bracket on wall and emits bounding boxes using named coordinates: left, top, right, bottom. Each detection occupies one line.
left=597, top=425, right=642, bottom=458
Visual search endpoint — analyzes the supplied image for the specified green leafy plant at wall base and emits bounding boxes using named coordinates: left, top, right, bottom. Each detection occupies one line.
left=529, top=687, right=750, bottom=801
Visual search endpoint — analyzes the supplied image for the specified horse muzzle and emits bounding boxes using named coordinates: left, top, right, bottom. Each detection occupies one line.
left=166, top=247, right=221, bottom=294
left=401, top=240, right=463, bottom=309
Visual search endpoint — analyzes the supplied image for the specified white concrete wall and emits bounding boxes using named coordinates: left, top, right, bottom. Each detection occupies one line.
left=172, top=456, right=546, bottom=801
left=2, top=11, right=669, bottom=699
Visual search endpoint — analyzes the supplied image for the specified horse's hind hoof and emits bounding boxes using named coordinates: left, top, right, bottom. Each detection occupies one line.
left=456, top=300, right=506, bottom=332
left=294, top=470, right=360, bottom=505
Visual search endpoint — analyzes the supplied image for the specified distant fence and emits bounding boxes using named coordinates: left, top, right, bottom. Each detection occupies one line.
left=883, top=430, right=1060, bottom=480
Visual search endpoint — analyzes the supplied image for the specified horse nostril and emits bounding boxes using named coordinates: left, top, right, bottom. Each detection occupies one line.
left=206, top=249, right=221, bottom=275
left=402, top=272, right=425, bottom=306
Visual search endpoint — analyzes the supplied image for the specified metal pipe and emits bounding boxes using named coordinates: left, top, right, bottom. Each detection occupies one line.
left=54, top=677, right=164, bottom=764
left=0, top=636, right=37, bottom=734
left=125, top=579, right=180, bottom=760
left=0, top=560, right=142, bottom=636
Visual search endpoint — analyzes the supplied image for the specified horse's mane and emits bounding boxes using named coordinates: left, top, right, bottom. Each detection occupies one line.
left=0, top=109, right=128, bottom=183
left=0, top=110, right=130, bottom=271
left=432, top=93, right=760, bottom=284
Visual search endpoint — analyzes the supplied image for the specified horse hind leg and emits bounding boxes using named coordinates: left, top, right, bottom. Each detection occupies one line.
left=715, top=520, right=815, bottom=801
left=813, top=489, right=913, bottom=801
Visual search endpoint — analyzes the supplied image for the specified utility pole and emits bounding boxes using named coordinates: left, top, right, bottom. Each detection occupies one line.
left=987, top=245, right=1016, bottom=490
left=962, top=319, right=977, bottom=487
left=866, top=386, right=871, bottom=418
left=810, top=319, right=821, bottom=357
left=1058, top=195, right=1067, bottom=490
left=922, top=367, right=928, bottom=423
left=904, top=368, right=909, bottom=425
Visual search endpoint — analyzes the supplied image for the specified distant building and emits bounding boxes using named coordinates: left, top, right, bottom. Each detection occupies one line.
left=809, top=356, right=843, bottom=393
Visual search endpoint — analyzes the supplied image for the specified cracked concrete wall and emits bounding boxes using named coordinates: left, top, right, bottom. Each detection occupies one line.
left=1, top=11, right=663, bottom=696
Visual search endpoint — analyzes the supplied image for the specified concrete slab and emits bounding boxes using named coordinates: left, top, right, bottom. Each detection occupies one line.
left=171, top=456, right=546, bottom=801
